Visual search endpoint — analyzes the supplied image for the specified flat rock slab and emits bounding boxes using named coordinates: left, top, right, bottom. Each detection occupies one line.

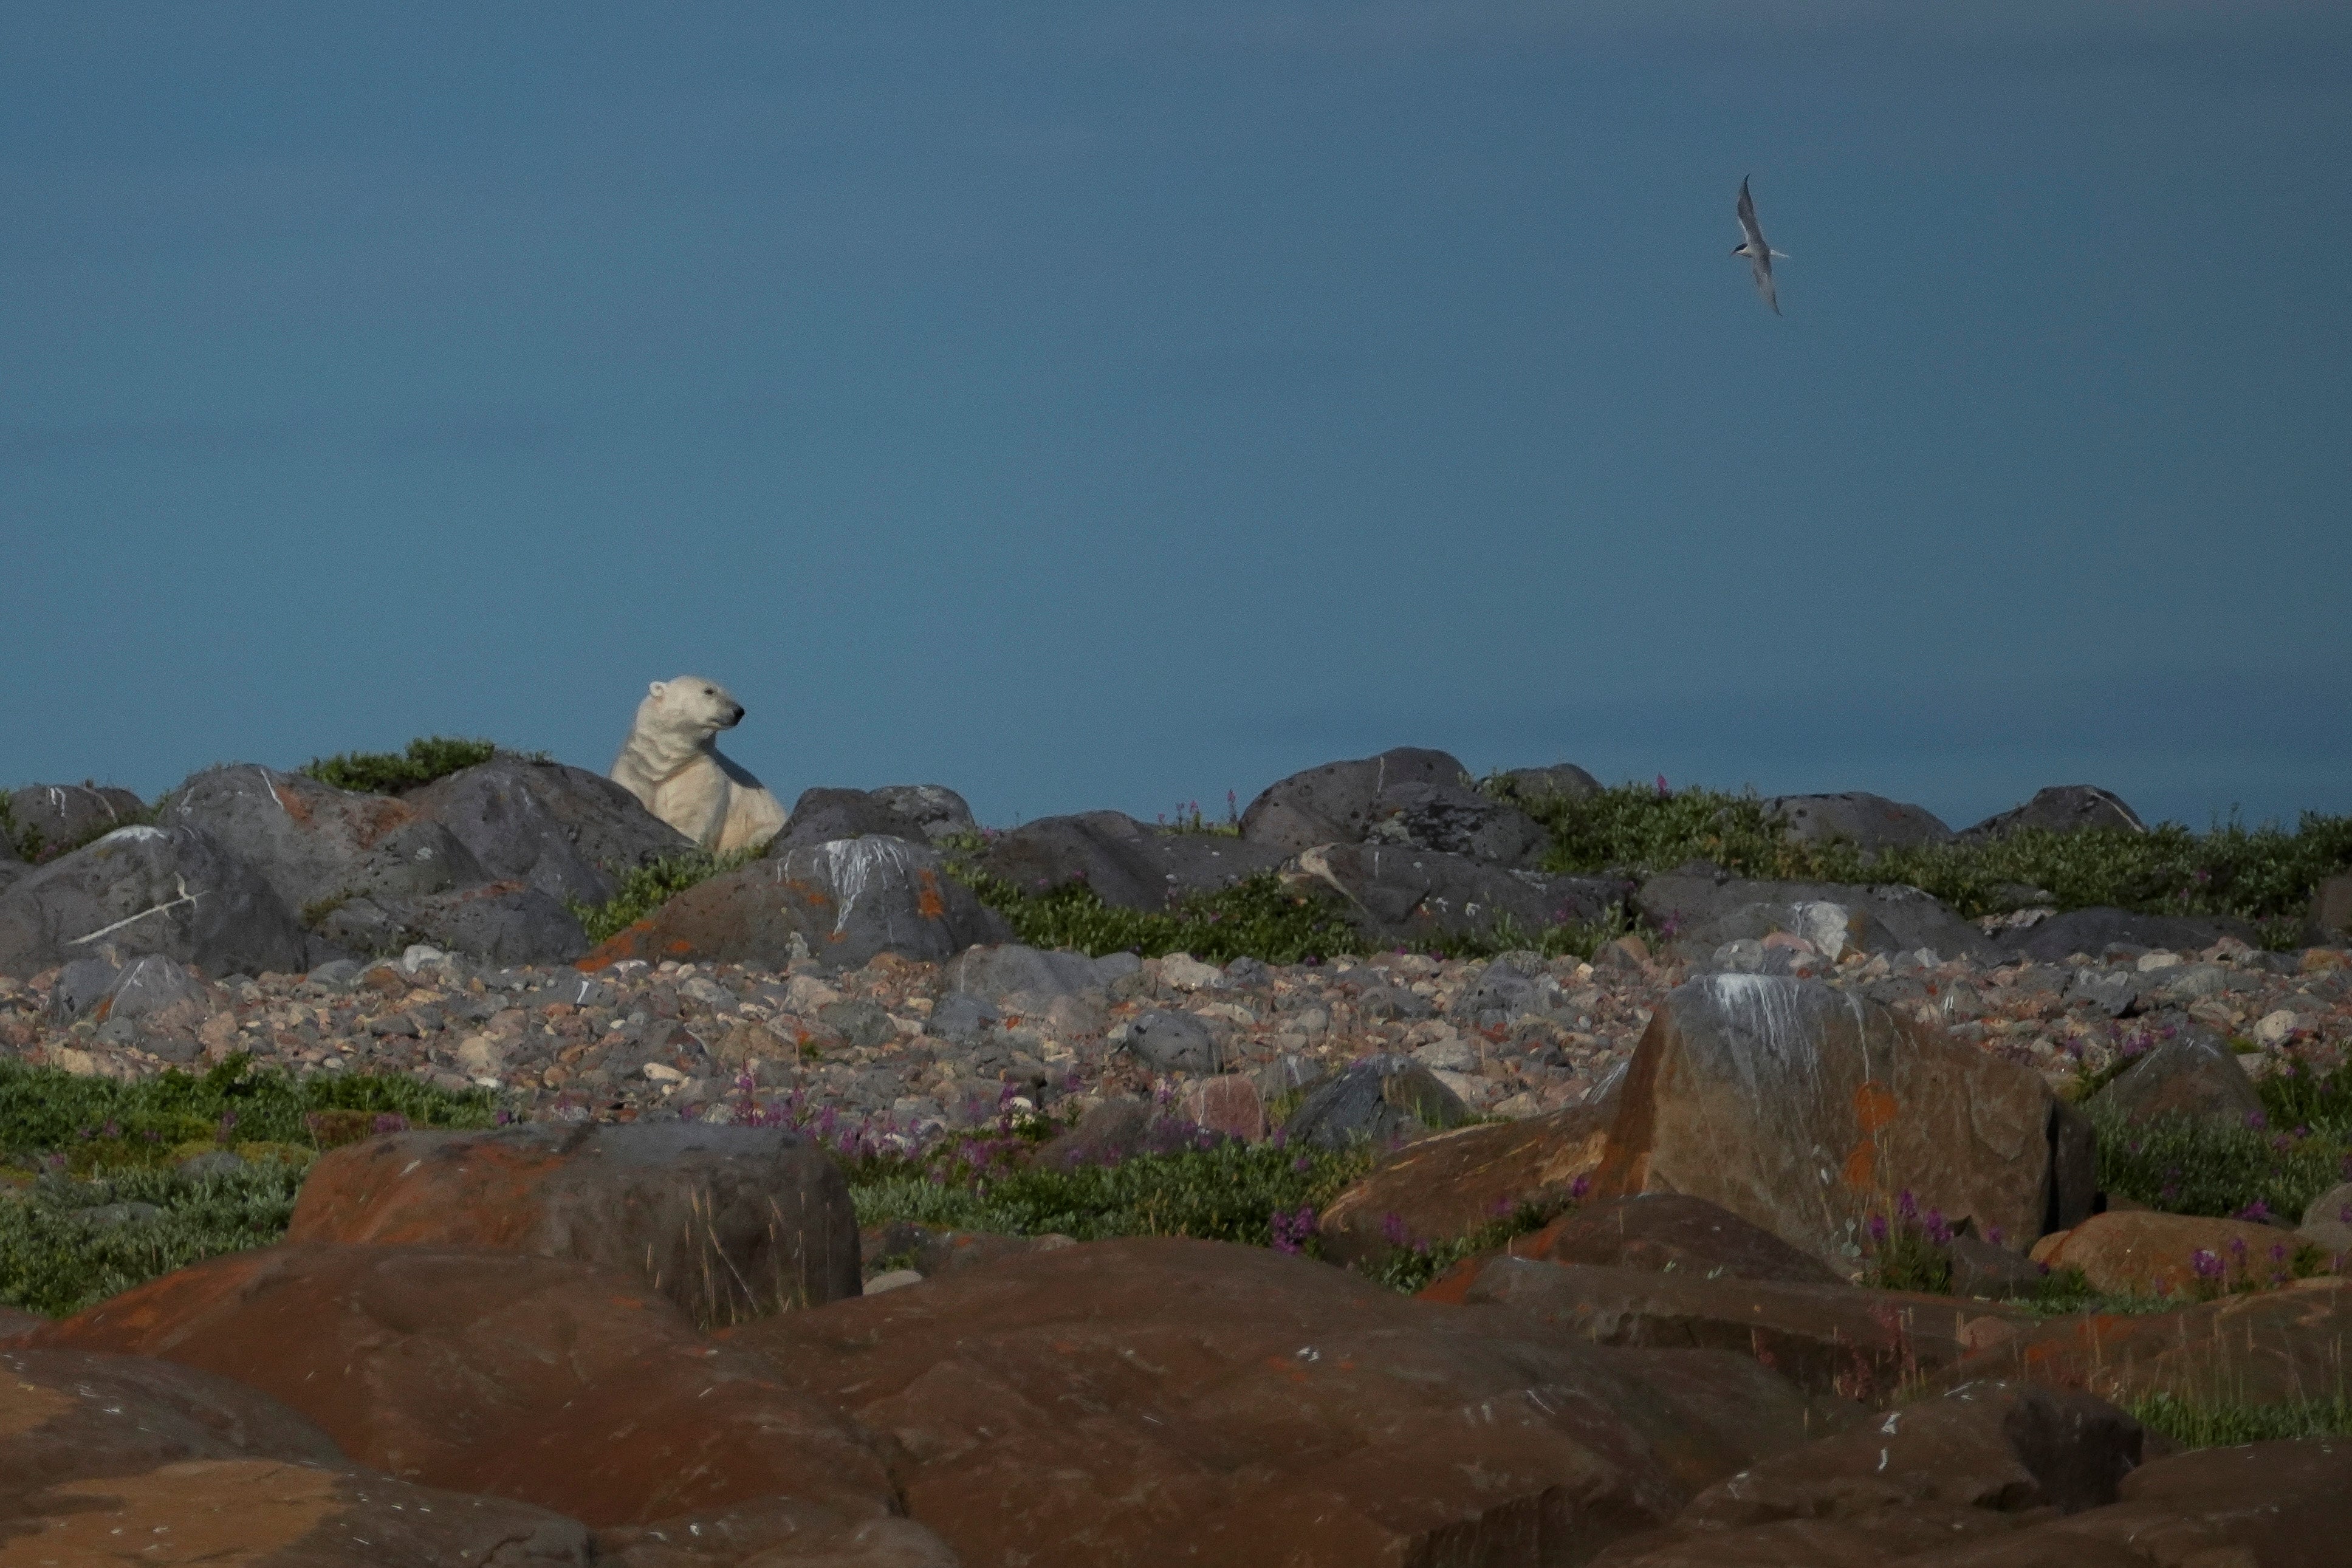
left=287, top=1122, right=862, bottom=1321
left=1316, top=1096, right=1615, bottom=1265
left=727, top=1235, right=1851, bottom=1568
left=1590, top=1378, right=2148, bottom=1566
left=581, top=838, right=1010, bottom=973
left=22, top=1242, right=899, bottom=1534
left=1, top=1457, right=597, bottom=1567
left=1, top=1344, right=345, bottom=1485
left=1930, top=1277, right=2352, bottom=1409
left=1425, top=1256, right=2034, bottom=1405
left=1589, top=975, right=2065, bottom=1267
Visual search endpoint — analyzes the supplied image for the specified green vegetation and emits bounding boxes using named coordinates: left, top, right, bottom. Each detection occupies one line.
left=566, top=846, right=763, bottom=945
left=955, top=866, right=1364, bottom=965
left=0, top=1056, right=498, bottom=1317
left=1357, top=1199, right=1569, bottom=1295
left=1506, top=780, right=2352, bottom=948
left=299, top=736, right=503, bottom=795
left=2129, top=1392, right=2352, bottom=1448
left=843, top=1123, right=1372, bottom=1255
left=2088, top=1049, right=2352, bottom=1222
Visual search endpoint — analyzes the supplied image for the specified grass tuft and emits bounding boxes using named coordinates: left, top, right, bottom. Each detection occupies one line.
left=566, top=847, right=763, bottom=945
left=2129, top=1392, right=2352, bottom=1448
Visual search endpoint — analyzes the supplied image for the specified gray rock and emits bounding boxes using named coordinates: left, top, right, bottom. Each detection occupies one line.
left=4, top=783, right=147, bottom=861
left=944, top=943, right=1113, bottom=1006
left=868, top=785, right=979, bottom=845
left=2066, top=967, right=2141, bottom=1018
left=1490, top=764, right=1602, bottom=807
left=2090, top=1030, right=2266, bottom=1130
left=1452, top=954, right=1555, bottom=1024
left=1358, top=985, right=1432, bottom=1021
left=581, top=837, right=1010, bottom=972
left=976, top=810, right=1287, bottom=911
left=1710, top=937, right=1767, bottom=974
left=773, top=787, right=923, bottom=853
left=1281, top=1053, right=1474, bottom=1150
left=72, top=1201, right=164, bottom=1228
left=47, top=956, right=122, bottom=1022
left=1760, top=792, right=1954, bottom=853
left=818, top=998, right=897, bottom=1049
left=1239, top=747, right=1474, bottom=854
left=306, top=957, right=363, bottom=987
left=2297, top=1181, right=2352, bottom=1256
left=405, top=755, right=695, bottom=905
left=176, top=1149, right=252, bottom=1181
left=1637, top=872, right=1997, bottom=963
left=315, top=883, right=588, bottom=967
left=1995, top=908, right=2260, bottom=964
left=98, top=953, right=211, bottom=1024
left=1360, top=782, right=1548, bottom=868
left=1288, top=842, right=1628, bottom=948
left=1961, top=786, right=2147, bottom=842
left=1948, top=1227, right=2046, bottom=1299
left=1123, top=1010, right=1220, bottom=1075
left=0, top=824, right=310, bottom=979
left=160, top=765, right=487, bottom=916
left=929, top=991, right=999, bottom=1042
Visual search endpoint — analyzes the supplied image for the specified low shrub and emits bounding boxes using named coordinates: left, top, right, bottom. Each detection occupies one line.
left=955, top=866, right=1363, bottom=966
left=2089, top=1104, right=2350, bottom=1222
left=0, top=1161, right=306, bottom=1317
left=299, top=736, right=502, bottom=795
left=566, top=847, right=762, bottom=945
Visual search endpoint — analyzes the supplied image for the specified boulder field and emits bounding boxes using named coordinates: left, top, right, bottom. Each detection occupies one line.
left=6, top=750, right=2352, bottom=1562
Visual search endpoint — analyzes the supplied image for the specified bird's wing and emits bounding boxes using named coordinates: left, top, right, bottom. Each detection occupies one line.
left=1737, top=177, right=1766, bottom=248
left=1750, top=252, right=1781, bottom=315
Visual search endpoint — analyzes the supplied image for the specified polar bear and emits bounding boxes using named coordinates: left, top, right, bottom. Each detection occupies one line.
left=610, top=676, right=787, bottom=855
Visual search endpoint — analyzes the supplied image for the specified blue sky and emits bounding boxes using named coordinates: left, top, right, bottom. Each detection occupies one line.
left=4, top=2, right=2347, bottom=832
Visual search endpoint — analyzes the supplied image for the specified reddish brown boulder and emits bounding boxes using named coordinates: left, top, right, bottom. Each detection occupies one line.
left=2028, top=1209, right=2294, bottom=1298
left=1506, top=1193, right=1848, bottom=1287
left=1590, top=1379, right=2147, bottom=1566
left=1588, top=976, right=2069, bottom=1265
left=1988, top=1436, right=2352, bottom=1567
left=2, top=1345, right=343, bottom=1488
left=1316, top=1096, right=1615, bottom=1265
left=286, top=1121, right=860, bottom=1322
left=22, top=1242, right=903, bottom=1535
left=1930, top=1276, right=2352, bottom=1409
left=1, top=1343, right=594, bottom=1567
left=577, top=839, right=1007, bottom=973
left=1, top=1459, right=597, bottom=1566
left=1428, top=1256, right=2034, bottom=1404
left=729, top=1234, right=1853, bottom=1567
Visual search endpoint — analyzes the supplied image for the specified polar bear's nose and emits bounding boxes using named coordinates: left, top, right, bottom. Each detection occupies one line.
left=728, top=702, right=746, bottom=723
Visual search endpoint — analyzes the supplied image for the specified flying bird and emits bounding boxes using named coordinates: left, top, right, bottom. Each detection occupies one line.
left=1732, top=176, right=1788, bottom=315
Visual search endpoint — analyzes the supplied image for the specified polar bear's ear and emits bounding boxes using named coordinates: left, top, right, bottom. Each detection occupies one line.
left=648, top=680, right=667, bottom=698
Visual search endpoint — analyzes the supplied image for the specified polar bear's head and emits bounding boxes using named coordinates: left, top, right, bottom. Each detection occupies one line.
left=641, top=676, right=747, bottom=742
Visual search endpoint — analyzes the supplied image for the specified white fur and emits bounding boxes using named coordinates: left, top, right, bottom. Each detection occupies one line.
left=609, top=676, right=787, bottom=854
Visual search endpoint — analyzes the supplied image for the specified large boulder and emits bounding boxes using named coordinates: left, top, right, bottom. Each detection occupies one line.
left=1588, top=976, right=2079, bottom=1266
left=1636, top=871, right=1995, bottom=962
left=2088, top=1029, right=2266, bottom=1129
left=160, top=764, right=488, bottom=914
left=24, top=1243, right=904, bottom=1535
left=1760, top=792, right=1955, bottom=854
left=1, top=1344, right=344, bottom=1484
left=1960, top=784, right=2147, bottom=842
left=581, top=838, right=1010, bottom=973
left=1238, top=746, right=1474, bottom=853
left=1315, top=1096, right=1616, bottom=1265
left=0, top=824, right=310, bottom=979
left=774, top=785, right=979, bottom=856
left=1287, top=842, right=1628, bottom=947
left=286, top=1122, right=860, bottom=1322
left=1426, top=1256, right=2034, bottom=1403
left=1490, top=763, right=1603, bottom=808
left=312, top=880, right=589, bottom=967
left=975, top=810, right=1287, bottom=909
left=728, top=1235, right=1853, bottom=1567
left=406, top=755, right=697, bottom=905
left=1995, top=906, right=2261, bottom=962
left=1279, top=1052, right=1476, bottom=1151
left=4, top=782, right=148, bottom=861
